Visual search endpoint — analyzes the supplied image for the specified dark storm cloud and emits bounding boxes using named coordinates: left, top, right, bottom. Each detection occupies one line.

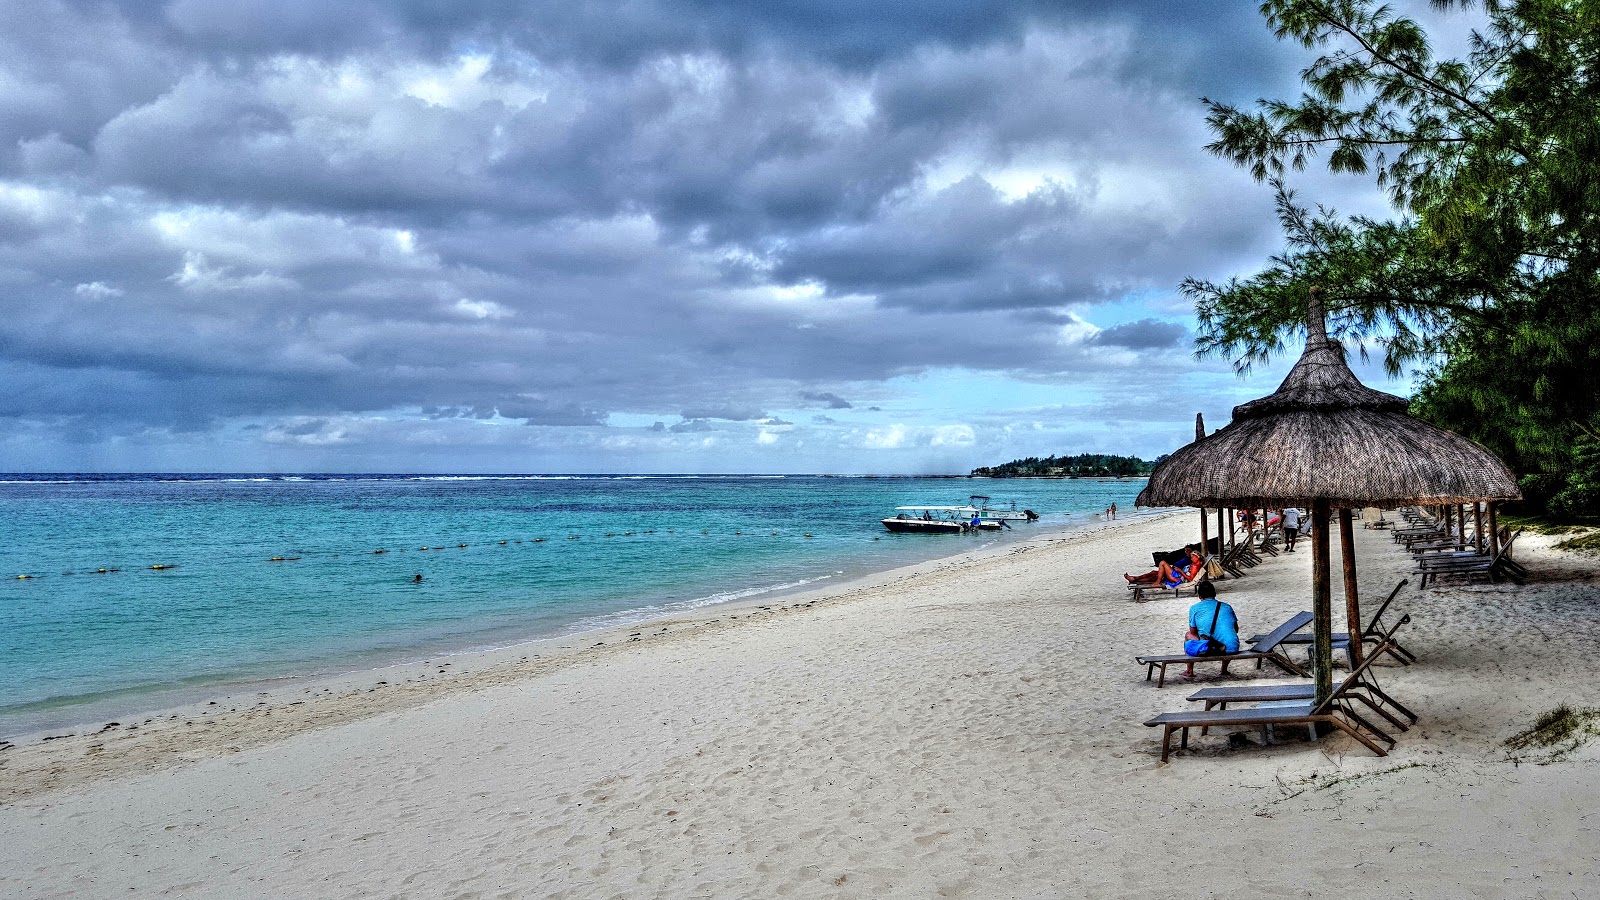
left=0, top=0, right=1402, bottom=468
left=801, top=392, right=852, bottom=409
left=496, top=401, right=608, bottom=426
left=1093, top=319, right=1189, bottom=350
left=68, top=1, right=1299, bottom=76
left=680, top=407, right=766, bottom=421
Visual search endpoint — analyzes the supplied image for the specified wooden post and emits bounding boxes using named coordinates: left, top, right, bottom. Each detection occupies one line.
left=1458, top=504, right=1467, bottom=546
left=1489, top=502, right=1501, bottom=556
left=1473, top=502, right=1486, bottom=554
left=1195, top=413, right=1208, bottom=556
left=1227, top=507, right=1236, bottom=549
left=1217, top=507, right=1225, bottom=553
left=1339, top=508, right=1363, bottom=666
left=1311, top=499, right=1334, bottom=707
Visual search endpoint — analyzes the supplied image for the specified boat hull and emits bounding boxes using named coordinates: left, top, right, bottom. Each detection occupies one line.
left=882, top=518, right=966, bottom=534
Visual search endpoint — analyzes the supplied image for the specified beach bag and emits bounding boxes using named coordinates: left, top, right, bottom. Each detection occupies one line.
left=1205, top=559, right=1224, bottom=579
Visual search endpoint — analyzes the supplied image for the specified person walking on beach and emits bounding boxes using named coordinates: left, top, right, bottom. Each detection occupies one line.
left=1182, top=581, right=1239, bottom=678
left=1110, top=502, right=1118, bottom=520
left=1281, top=507, right=1302, bottom=551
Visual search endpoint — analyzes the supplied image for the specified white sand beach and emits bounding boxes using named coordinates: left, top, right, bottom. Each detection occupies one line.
left=4, top=513, right=1599, bottom=898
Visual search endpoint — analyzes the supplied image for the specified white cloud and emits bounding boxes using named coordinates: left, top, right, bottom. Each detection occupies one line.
left=74, top=281, right=124, bottom=299
left=452, top=299, right=512, bottom=319
left=862, top=424, right=908, bottom=449
left=930, top=424, right=975, bottom=446
left=168, top=251, right=298, bottom=292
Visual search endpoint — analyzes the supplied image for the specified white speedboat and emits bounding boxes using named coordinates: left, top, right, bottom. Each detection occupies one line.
left=968, top=496, right=1040, bottom=522
left=882, top=506, right=1003, bottom=533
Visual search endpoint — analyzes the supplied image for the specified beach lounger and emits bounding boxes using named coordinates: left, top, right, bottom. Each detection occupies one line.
left=1134, top=611, right=1312, bottom=687
left=1184, top=619, right=1418, bottom=736
left=1253, top=529, right=1280, bottom=556
left=1128, top=554, right=1216, bottom=602
left=1218, top=542, right=1256, bottom=576
left=1414, top=530, right=1524, bottom=587
left=1144, top=644, right=1406, bottom=761
left=1219, top=543, right=1255, bottom=573
left=1408, top=530, right=1478, bottom=554
left=1244, top=579, right=1417, bottom=666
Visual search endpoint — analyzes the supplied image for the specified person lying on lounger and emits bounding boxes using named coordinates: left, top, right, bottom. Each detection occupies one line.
left=1182, top=581, right=1239, bottom=677
left=1125, top=547, right=1201, bottom=586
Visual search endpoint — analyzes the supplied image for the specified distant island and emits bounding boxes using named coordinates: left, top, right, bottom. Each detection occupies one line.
left=970, top=453, right=1160, bottom=478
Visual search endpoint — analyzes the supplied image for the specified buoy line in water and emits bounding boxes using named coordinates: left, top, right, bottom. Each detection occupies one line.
left=6, top=527, right=840, bottom=581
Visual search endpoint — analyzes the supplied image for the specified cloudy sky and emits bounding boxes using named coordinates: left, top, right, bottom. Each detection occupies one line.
left=0, top=0, right=1437, bottom=474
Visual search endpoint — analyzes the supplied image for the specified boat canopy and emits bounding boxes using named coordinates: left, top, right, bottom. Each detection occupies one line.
left=894, top=505, right=982, bottom=513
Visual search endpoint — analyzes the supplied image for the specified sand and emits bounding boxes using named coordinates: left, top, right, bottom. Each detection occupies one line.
left=3, top=512, right=1599, bottom=898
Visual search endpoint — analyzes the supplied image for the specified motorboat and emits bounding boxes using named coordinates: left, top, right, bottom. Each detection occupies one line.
left=968, top=496, right=1040, bottom=522
left=882, top=506, right=1004, bottom=534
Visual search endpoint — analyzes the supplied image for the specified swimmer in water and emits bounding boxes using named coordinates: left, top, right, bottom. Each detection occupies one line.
left=411, top=573, right=423, bottom=583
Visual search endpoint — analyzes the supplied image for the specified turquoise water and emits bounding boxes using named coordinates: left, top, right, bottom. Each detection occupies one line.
left=0, top=474, right=1150, bottom=735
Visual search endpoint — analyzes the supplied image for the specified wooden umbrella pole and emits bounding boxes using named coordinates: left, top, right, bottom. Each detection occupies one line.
left=1338, top=508, right=1363, bottom=666
left=1489, top=502, right=1501, bottom=555
left=1458, top=503, right=1467, bottom=545
left=1216, top=507, right=1225, bottom=553
left=1311, top=498, right=1334, bottom=707
left=1473, top=501, right=1486, bottom=553
left=1199, top=507, right=1209, bottom=557
left=1227, top=507, right=1235, bottom=550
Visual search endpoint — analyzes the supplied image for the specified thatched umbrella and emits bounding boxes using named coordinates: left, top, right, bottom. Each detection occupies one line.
left=1137, top=288, right=1520, bottom=704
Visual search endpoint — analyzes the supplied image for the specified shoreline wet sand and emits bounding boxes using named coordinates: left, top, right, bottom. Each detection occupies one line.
left=0, top=512, right=1169, bottom=798
left=4, top=511, right=1599, bottom=897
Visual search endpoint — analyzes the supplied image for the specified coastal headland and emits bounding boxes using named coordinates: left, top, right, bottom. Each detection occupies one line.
left=4, top=512, right=1599, bottom=897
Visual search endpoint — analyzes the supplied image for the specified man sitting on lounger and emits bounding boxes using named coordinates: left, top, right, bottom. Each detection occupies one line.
left=1183, top=582, right=1239, bottom=678
left=1125, top=547, right=1201, bottom=586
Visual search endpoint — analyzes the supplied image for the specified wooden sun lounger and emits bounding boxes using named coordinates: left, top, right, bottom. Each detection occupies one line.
left=1127, top=555, right=1215, bottom=603
left=1144, top=698, right=1394, bottom=762
left=1135, top=611, right=1312, bottom=687
left=1219, top=542, right=1257, bottom=575
left=1144, top=636, right=1408, bottom=761
left=1409, top=534, right=1478, bottom=554
left=1244, top=580, right=1416, bottom=665
left=1185, top=618, right=1418, bottom=735
left=1414, top=530, right=1524, bottom=587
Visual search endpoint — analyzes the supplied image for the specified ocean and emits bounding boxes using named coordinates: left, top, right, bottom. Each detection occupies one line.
left=0, top=474, right=1151, bottom=736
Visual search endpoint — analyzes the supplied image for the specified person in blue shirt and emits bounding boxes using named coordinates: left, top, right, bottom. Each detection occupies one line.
left=1183, top=581, right=1241, bottom=677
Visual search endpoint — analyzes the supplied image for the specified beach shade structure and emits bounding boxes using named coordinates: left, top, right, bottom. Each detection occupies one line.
left=1136, top=287, right=1520, bottom=705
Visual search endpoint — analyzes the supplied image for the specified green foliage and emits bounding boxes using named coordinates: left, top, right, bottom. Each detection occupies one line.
left=971, top=454, right=1153, bottom=478
left=1192, top=0, right=1600, bottom=519
left=1548, top=436, right=1600, bottom=521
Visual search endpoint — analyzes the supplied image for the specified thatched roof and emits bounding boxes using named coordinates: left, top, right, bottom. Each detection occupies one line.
left=1138, top=290, right=1521, bottom=509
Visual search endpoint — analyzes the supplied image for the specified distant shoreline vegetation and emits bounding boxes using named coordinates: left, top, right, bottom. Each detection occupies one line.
left=970, top=454, right=1161, bottom=478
